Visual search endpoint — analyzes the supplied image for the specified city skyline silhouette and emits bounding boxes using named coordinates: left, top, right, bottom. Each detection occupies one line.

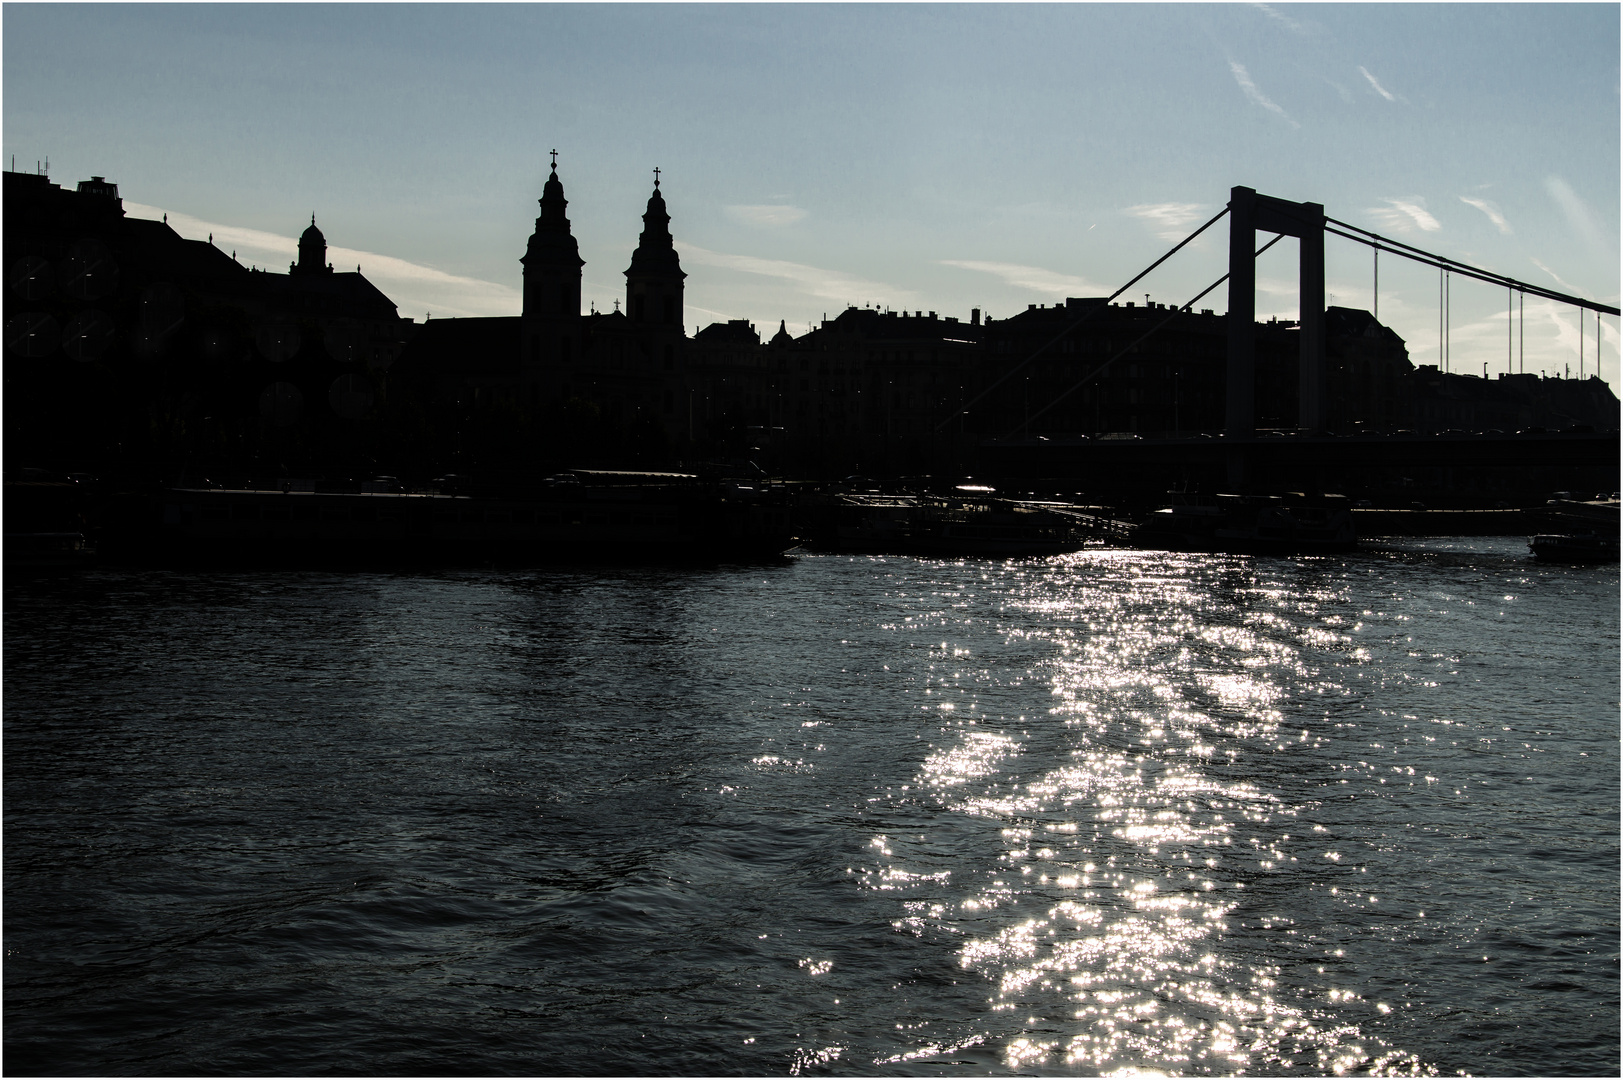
left=4, top=4, right=1617, bottom=390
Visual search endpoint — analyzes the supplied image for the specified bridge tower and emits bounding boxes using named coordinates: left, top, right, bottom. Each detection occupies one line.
left=1226, top=186, right=1325, bottom=438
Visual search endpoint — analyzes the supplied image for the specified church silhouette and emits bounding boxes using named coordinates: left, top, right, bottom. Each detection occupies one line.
left=397, top=158, right=689, bottom=458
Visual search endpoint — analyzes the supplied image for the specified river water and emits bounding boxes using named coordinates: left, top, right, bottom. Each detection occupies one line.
left=5, top=538, right=1617, bottom=1076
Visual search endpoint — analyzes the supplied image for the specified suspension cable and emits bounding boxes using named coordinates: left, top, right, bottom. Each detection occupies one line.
left=936, top=205, right=1232, bottom=432
left=1326, top=217, right=1619, bottom=316
left=1008, top=233, right=1286, bottom=437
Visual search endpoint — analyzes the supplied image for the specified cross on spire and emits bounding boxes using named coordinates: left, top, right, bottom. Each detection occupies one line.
left=549, top=148, right=558, bottom=169
left=653, top=166, right=661, bottom=189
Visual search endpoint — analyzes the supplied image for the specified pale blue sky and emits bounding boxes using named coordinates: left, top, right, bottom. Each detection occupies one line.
left=6, top=4, right=1618, bottom=386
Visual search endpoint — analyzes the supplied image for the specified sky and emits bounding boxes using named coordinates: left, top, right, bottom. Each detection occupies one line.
left=6, top=3, right=1619, bottom=389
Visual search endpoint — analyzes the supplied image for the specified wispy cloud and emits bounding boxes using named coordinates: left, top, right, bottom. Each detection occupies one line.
left=680, top=243, right=911, bottom=305
left=1249, top=3, right=1311, bottom=35
left=125, top=202, right=520, bottom=318
left=1544, top=175, right=1614, bottom=264
left=939, top=260, right=1109, bottom=298
left=1366, top=196, right=1441, bottom=234
left=725, top=204, right=809, bottom=227
left=1123, top=202, right=1209, bottom=241
left=127, top=202, right=296, bottom=263
left=1229, top=61, right=1300, bottom=129
left=1458, top=195, right=1511, bottom=235
left=1358, top=66, right=1397, bottom=102
left=1530, top=256, right=1579, bottom=295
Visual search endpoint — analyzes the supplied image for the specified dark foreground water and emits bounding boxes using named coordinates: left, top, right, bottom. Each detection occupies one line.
left=5, top=539, right=1618, bottom=1076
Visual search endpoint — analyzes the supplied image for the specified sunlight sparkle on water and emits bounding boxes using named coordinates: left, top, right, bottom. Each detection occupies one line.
left=860, top=554, right=1437, bottom=1075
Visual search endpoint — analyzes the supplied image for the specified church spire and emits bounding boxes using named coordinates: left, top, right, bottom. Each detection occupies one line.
left=523, top=151, right=584, bottom=320
left=626, top=169, right=684, bottom=283
left=522, top=152, right=585, bottom=393
left=535, top=153, right=573, bottom=238
left=624, top=170, right=685, bottom=328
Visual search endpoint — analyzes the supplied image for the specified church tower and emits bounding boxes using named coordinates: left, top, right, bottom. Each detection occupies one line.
left=624, top=170, right=685, bottom=332
left=521, top=153, right=584, bottom=391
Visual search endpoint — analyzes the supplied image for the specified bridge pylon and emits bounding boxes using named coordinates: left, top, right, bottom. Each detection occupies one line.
left=1227, top=186, right=1326, bottom=440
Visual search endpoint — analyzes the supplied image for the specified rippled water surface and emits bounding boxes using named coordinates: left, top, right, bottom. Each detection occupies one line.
left=5, top=539, right=1617, bottom=1076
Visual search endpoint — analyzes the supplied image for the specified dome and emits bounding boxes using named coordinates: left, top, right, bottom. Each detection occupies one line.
left=293, top=214, right=331, bottom=276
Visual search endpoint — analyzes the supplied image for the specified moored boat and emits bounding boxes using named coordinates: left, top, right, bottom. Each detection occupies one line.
left=1528, top=495, right=1620, bottom=563
left=1529, top=532, right=1619, bottom=564
left=4, top=473, right=98, bottom=568
left=104, top=471, right=797, bottom=566
left=797, top=485, right=1087, bottom=557
left=1132, top=491, right=1356, bottom=554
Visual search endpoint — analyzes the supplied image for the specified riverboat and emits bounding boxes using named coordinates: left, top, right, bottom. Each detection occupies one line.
left=798, top=486, right=1087, bottom=557
left=1131, top=491, right=1357, bottom=554
left=4, top=474, right=98, bottom=568
left=105, top=471, right=798, bottom=565
left=1529, top=495, right=1619, bottom=564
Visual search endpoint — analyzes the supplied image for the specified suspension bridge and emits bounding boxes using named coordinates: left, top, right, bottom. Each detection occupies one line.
left=965, top=185, right=1618, bottom=492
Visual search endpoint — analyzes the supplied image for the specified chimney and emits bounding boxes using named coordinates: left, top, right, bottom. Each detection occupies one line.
left=971, top=308, right=980, bottom=326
